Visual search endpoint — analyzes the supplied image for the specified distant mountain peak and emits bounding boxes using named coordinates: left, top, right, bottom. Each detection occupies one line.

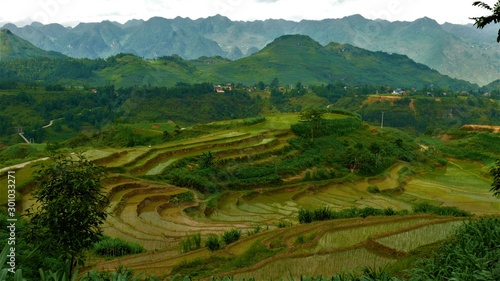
left=344, top=14, right=366, bottom=20
left=0, top=29, right=66, bottom=61
left=30, top=21, right=44, bottom=27
left=2, top=16, right=497, bottom=85
left=413, top=17, right=440, bottom=27
left=208, top=14, right=230, bottom=20
left=269, top=34, right=322, bottom=46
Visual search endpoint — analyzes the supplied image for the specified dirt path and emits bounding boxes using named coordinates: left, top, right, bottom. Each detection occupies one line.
left=409, top=98, right=415, bottom=112
left=0, top=157, right=49, bottom=174
left=42, top=117, right=64, bottom=128
left=462, top=124, right=500, bottom=133
left=42, top=120, right=53, bottom=128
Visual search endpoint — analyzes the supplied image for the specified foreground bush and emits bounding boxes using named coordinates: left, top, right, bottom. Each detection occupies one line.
left=409, top=217, right=500, bottom=280
left=222, top=229, right=242, bottom=245
left=206, top=234, right=221, bottom=252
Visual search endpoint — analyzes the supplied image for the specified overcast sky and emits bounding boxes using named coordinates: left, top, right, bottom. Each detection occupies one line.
left=1, top=0, right=496, bottom=27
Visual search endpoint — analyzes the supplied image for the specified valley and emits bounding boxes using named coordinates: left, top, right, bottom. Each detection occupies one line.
left=3, top=112, right=498, bottom=279
left=0, top=12, right=499, bottom=279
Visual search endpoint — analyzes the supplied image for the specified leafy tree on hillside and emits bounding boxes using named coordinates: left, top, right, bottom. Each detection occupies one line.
left=490, top=159, right=500, bottom=196
left=200, top=151, right=217, bottom=169
left=471, top=1, right=500, bottom=42
left=270, top=77, right=280, bottom=88
left=270, top=88, right=286, bottom=106
left=299, top=108, right=325, bottom=142
left=27, top=154, right=108, bottom=276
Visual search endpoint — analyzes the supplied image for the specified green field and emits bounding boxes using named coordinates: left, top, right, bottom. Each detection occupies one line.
left=2, top=112, right=498, bottom=279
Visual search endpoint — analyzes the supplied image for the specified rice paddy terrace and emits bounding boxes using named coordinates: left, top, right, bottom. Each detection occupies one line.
left=9, top=113, right=499, bottom=278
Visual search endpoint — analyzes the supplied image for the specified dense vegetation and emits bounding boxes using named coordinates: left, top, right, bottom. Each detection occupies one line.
left=157, top=115, right=426, bottom=196
left=409, top=216, right=500, bottom=280
left=0, top=26, right=498, bottom=281
left=0, top=31, right=484, bottom=89
left=298, top=203, right=471, bottom=224
left=0, top=83, right=261, bottom=148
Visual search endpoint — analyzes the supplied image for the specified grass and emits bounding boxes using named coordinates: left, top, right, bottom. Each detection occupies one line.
left=408, top=217, right=500, bottom=280
left=93, top=236, right=145, bottom=257
left=315, top=218, right=436, bottom=251
left=233, top=247, right=395, bottom=280
left=376, top=220, right=464, bottom=252
left=228, top=240, right=282, bottom=269
left=179, top=232, right=202, bottom=253
left=404, top=162, right=499, bottom=215
left=6, top=111, right=498, bottom=278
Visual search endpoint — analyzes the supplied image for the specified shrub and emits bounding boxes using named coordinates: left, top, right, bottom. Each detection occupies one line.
left=359, top=207, right=384, bottom=218
left=410, top=217, right=500, bottom=280
left=243, top=116, right=266, bottom=126
left=179, top=232, right=202, bottom=253
left=93, top=236, right=144, bottom=257
left=412, top=202, right=471, bottom=217
left=294, top=233, right=316, bottom=245
left=383, top=207, right=396, bottom=216
left=367, top=185, right=380, bottom=193
left=205, top=234, right=221, bottom=252
left=222, top=229, right=242, bottom=245
left=247, top=225, right=263, bottom=236
left=277, top=220, right=293, bottom=228
left=175, top=191, right=195, bottom=203
left=297, top=205, right=469, bottom=224
left=295, top=235, right=306, bottom=244
left=313, top=206, right=335, bottom=221
left=298, top=208, right=313, bottom=224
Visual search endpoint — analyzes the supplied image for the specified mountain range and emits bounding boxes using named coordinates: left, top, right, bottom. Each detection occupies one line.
left=0, top=29, right=478, bottom=90
left=2, top=15, right=499, bottom=86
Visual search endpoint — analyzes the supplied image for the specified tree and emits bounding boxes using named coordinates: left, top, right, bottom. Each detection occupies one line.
left=269, top=88, right=285, bottom=106
left=174, top=124, right=182, bottom=135
left=490, top=159, right=500, bottom=197
left=199, top=151, right=216, bottom=169
left=270, top=77, right=280, bottom=88
left=471, top=1, right=500, bottom=42
left=162, top=130, right=172, bottom=141
left=299, top=108, right=325, bottom=142
left=27, top=154, right=108, bottom=276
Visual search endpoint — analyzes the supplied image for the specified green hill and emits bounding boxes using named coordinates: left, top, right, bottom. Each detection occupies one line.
left=200, top=35, right=475, bottom=90
left=90, top=54, right=201, bottom=87
left=0, top=34, right=477, bottom=90
left=0, top=29, right=66, bottom=61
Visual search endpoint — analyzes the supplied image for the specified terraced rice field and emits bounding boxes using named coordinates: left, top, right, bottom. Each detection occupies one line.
left=404, top=160, right=499, bottom=215
left=376, top=220, right=464, bottom=252
left=315, top=217, right=438, bottom=251
left=7, top=114, right=498, bottom=278
left=233, top=247, right=395, bottom=280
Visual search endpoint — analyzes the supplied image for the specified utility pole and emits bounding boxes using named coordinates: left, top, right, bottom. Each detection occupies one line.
left=381, top=112, right=384, bottom=129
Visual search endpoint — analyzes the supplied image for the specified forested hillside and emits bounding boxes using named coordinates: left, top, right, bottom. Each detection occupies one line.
left=3, top=15, right=498, bottom=85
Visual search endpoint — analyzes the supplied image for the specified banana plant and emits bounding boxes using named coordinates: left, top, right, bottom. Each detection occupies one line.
left=0, top=244, right=26, bottom=281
